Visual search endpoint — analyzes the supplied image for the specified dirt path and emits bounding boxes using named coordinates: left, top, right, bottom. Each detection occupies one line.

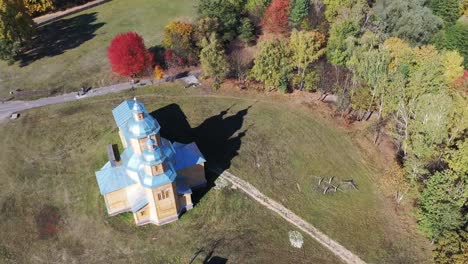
left=211, top=168, right=367, bottom=264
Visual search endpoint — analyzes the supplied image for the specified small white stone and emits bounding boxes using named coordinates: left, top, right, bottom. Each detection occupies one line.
left=289, top=231, right=304, bottom=248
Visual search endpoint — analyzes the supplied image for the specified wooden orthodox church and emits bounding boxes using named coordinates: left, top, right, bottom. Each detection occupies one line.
left=95, top=98, right=206, bottom=226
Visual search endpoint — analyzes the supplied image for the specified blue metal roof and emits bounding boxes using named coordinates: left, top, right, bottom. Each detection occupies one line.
left=96, top=99, right=206, bottom=205
left=126, top=116, right=160, bottom=139
left=112, top=99, right=150, bottom=128
left=95, top=162, right=136, bottom=194
left=130, top=197, right=148, bottom=213
left=138, top=162, right=178, bottom=188
left=173, top=142, right=206, bottom=171
left=176, top=177, right=192, bottom=195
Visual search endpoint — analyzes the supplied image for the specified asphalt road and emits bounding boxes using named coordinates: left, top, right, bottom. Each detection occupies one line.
left=0, top=79, right=156, bottom=121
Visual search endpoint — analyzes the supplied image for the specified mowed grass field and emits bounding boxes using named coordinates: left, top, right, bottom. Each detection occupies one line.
left=0, top=0, right=194, bottom=97
left=0, top=84, right=432, bottom=263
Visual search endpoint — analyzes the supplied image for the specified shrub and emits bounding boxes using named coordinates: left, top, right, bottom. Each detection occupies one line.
left=153, top=65, right=164, bottom=80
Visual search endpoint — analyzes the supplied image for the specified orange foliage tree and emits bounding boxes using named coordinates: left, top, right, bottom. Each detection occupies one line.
left=153, top=65, right=164, bottom=80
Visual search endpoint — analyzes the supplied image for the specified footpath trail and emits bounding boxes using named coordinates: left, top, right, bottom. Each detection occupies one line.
left=212, top=168, right=367, bottom=264
left=0, top=79, right=158, bottom=120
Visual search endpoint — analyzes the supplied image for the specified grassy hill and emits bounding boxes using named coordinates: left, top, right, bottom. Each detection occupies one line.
left=0, top=0, right=194, bottom=97
left=0, top=84, right=432, bottom=263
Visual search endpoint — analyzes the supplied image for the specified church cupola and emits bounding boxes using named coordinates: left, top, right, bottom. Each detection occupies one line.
left=146, top=136, right=155, bottom=150
left=132, top=97, right=144, bottom=120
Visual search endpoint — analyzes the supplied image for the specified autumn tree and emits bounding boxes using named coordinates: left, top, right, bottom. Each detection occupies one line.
left=23, top=0, right=53, bottom=16
left=381, top=38, right=465, bottom=178
left=107, top=32, right=153, bottom=78
left=250, top=38, right=291, bottom=91
left=289, top=30, right=326, bottom=90
left=199, top=33, right=229, bottom=88
left=162, top=20, right=197, bottom=65
left=0, top=0, right=35, bottom=62
left=153, top=65, right=164, bottom=80
left=289, top=0, right=309, bottom=28
left=262, top=0, right=290, bottom=34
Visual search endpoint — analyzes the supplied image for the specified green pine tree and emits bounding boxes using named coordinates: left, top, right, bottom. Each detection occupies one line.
left=289, top=0, right=309, bottom=28
left=429, top=0, right=460, bottom=25
left=239, top=17, right=255, bottom=45
left=433, top=22, right=468, bottom=68
left=199, top=33, right=229, bottom=88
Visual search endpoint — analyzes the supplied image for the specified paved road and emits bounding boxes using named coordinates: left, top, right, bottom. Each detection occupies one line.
left=212, top=168, right=367, bottom=264
left=34, top=0, right=110, bottom=25
left=0, top=79, right=157, bottom=121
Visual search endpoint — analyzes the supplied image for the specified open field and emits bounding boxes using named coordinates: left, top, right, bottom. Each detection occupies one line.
left=0, top=84, right=432, bottom=263
left=0, top=0, right=194, bottom=98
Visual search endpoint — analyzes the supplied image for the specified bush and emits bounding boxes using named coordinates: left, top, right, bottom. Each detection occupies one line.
left=153, top=65, right=164, bottom=80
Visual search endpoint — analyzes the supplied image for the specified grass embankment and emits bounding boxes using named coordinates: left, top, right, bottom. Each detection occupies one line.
left=0, top=0, right=193, bottom=98
left=0, top=85, right=432, bottom=263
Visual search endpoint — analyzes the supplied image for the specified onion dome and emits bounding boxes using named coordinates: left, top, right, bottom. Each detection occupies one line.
left=127, top=118, right=160, bottom=138
left=132, top=97, right=144, bottom=114
left=146, top=136, right=155, bottom=149
left=142, top=140, right=174, bottom=166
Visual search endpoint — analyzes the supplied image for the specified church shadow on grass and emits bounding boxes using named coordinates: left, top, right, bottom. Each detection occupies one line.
left=18, top=12, right=104, bottom=66
left=150, top=103, right=251, bottom=205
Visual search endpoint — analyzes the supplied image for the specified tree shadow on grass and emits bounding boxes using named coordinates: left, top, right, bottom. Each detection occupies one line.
left=151, top=103, right=251, bottom=205
left=18, top=12, right=105, bottom=66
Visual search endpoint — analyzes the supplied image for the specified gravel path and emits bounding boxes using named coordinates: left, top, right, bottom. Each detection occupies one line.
left=212, top=168, right=367, bottom=264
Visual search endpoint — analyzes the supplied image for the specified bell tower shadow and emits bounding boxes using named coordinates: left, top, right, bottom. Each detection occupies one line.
left=150, top=103, right=251, bottom=205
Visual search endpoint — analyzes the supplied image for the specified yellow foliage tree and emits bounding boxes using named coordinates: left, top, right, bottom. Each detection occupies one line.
left=153, top=65, right=164, bottom=80
left=23, top=0, right=54, bottom=16
left=162, top=20, right=195, bottom=51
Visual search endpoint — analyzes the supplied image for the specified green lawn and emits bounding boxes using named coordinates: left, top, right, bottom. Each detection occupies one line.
left=0, top=0, right=194, bottom=98
left=0, top=84, right=432, bottom=263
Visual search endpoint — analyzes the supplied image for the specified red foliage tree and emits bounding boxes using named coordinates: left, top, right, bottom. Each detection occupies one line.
left=453, top=70, right=468, bottom=90
left=107, top=32, right=153, bottom=78
left=164, top=49, right=188, bottom=69
left=262, top=0, right=291, bottom=34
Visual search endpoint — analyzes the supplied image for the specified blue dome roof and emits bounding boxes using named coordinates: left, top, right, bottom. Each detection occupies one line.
left=146, top=137, right=156, bottom=148
left=139, top=162, right=178, bottom=188
left=142, top=145, right=174, bottom=166
left=127, top=115, right=160, bottom=138
left=132, top=97, right=144, bottom=114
